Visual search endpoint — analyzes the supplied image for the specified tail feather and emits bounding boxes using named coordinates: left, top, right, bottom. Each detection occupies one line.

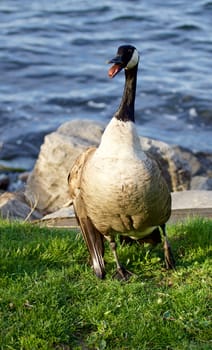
left=80, top=216, right=105, bottom=279
left=68, top=147, right=105, bottom=278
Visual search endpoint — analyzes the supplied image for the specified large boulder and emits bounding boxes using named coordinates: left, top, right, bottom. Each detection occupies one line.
left=25, top=119, right=191, bottom=213
left=171, top=146, right=212, bottom=191
left=139, top=138, right=190, bottom=192
left=25, top=120, right=104, bottom=213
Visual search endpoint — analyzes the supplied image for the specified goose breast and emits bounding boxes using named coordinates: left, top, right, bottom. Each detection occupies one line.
left=81, top=153, right=171, bottom=236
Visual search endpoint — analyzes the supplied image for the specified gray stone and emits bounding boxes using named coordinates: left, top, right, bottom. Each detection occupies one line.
left=191, top=176, right=212, bottom=191
left=25, top=120, right=103, bottom=213
left=140, top=138, right=190, bottom=191
left=0, top=192, right=42, bottom=221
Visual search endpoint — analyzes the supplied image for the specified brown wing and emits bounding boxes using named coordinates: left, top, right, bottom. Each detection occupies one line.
left=68, top=147, right=96, bottom=200
left=68, top=147, right=105, bottom=279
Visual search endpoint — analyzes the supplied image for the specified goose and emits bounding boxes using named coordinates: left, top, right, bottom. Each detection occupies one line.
left=68, top=45, right=175, bottom=280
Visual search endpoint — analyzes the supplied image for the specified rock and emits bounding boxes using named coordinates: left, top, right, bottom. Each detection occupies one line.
left=0, top=192, right=42, bottom=221
left=140, top=138, right=190, bottom=192
left=172, top=146, right=202, bottom=176
left=18, top=171, right=31, bottom=183
left=190, top=176, right=212, bottom=191
left=25, top=119, right=192, bottom=213
left=175, top=147, right=212, bottom=191
left=25, top=120, right=103, bottom=213
left=172, top=146, right=212, bottom=183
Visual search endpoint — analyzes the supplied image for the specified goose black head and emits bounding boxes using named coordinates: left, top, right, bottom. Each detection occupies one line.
left=108, top=45, right=139, bottom=78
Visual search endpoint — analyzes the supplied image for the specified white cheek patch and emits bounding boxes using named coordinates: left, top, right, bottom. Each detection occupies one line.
left=126, top=49, right=139, bottom=69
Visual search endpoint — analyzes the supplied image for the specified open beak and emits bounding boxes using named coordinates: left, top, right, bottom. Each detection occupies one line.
left=108, top=55, right=123, bottom=78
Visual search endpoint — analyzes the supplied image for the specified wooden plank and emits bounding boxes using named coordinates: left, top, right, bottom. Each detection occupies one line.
left=33, top=208, right=212, bottom=229
left=169, top=207, right=212, bottom=223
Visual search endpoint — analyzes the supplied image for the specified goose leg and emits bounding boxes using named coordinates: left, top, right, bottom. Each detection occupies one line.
left=108, top=238, right=133, bottom=281
left=160, top=224, right=175, bottom=270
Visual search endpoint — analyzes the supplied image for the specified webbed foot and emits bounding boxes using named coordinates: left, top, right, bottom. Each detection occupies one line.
left=113, top=266, right=134, bottom=281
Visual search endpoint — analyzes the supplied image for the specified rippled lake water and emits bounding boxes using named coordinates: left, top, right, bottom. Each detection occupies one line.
left=0, top=0, right=212, bottom=169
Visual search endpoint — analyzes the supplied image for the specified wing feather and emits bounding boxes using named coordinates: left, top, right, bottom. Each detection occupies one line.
left=68, top=147, right=105, bottom=279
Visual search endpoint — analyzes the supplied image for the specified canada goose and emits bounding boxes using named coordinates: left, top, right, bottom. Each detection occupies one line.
left=68, top=45, right=175, bottom=280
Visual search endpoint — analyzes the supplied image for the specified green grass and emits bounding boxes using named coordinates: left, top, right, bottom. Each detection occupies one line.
left=0, top=218, right=211, bottom=350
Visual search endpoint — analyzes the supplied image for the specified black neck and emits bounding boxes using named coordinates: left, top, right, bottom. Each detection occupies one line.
left=114, top=64, right=138, bottom=122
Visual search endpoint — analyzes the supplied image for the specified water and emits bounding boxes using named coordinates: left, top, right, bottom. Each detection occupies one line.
left=0, top=0, right=212, bottom=169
